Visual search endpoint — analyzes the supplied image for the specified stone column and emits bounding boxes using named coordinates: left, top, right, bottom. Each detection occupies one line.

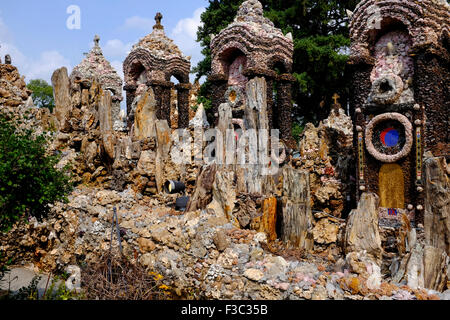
left=149, top=80, right=173, bottom=125
left=265, top=77, right=274, bottom=131
left=414, top=49, right=449, bottom=157
left=277, top=74, right=295, bottom=147
left=161, top=84, right=173, bottom=125
left=124, top=84, right=136, bottom=129
left=348, top=59, right=375, bottom=202
left=111, top=98, right=121, bottom=125
left=208, top=74, right=228, bottom=127
left=413, top=48, right=449, bottom=225
left=175, top=83, right=192, bottom=129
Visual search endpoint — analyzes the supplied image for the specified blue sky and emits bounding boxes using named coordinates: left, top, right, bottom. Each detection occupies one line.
left=0, top=0, right=208, bottom=84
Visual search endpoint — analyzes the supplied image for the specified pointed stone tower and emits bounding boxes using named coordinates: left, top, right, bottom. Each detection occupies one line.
left=70, top=35, right=123, bottom=127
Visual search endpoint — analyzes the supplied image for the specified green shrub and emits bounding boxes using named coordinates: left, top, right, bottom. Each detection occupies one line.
left=0, top=111, right=73, bottom=232
left=292, top=122, right=305, bottom=144
left=27, top=79, right=55, bottom=112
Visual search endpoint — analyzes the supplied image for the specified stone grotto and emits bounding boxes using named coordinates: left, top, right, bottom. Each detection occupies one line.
left=0, top=0, right=449, bottom=300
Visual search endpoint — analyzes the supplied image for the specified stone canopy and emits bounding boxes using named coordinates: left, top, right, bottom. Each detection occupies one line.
left=349, top=0, right=450, bottom=62
left=211, top=0, right=294, bottom=76
left=123, top=13, right=191, bottom=85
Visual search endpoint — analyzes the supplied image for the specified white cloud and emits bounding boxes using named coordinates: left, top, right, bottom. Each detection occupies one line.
left=0, top=15, right=71, bottom=84
left=170, top=7, right=205, bottom=80
left=123, top=16, right=154, bottom=31
left=172, top=7, right=205, bottom=40
left=25, top=51, right=72, bottom=82
left=103, top=39, right=132, bottom=58
left=110, top=60, right=124, bottom=80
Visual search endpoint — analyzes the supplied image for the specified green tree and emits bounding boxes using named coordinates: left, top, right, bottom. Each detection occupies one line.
left=27, top=79, right=55, bottom=112
left=194, top=0, right=359, bottom=124
left=0, top=111, right=73, bottom=232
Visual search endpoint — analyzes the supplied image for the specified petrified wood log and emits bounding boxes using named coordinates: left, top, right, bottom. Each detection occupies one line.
left=99, top=90, right=113, bottom=134
left=424, top=157, right=450, bottom=256
left=345, top=192, right=383, bottom=263
left=51, top=67, right=71, bottom=133
left=186, top=163, right=217, bottom=212
left=208, top=168, right=236, bottom=220
left=155, top=120, right=171, bottom=193
left=134, top=88, right=157, bottom=140
left=260, top=197, right=278, bottom=241
left=281, top=167, right=314, bottom=250
left=423, top=245, right=449, bottom=292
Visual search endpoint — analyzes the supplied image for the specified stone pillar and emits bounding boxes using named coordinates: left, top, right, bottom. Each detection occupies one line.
left=124, top=84, right=136, bottom=128
left=208, top=74, right=228, bottom=127
left=265, top=77, right=274, bottom=131
left=149, top=80, right=173, bottom=125
left=111, top=98, right=121, bottom=126
left=175, top=83, right=192, bottom=129
left=414, top=49, right=449, bottom=157
left=349, top=59, right=374, bottom=202
left=277, top=74, right=295, bottom=147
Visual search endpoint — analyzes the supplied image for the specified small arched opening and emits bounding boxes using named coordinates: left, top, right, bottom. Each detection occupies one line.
left=219, top=47, right=248, bottom=88
left=169, top=73, right=190, bottom=129
left=128, top=61, right=147, bottom=87
left=368, top=17, right=410, bottom=53
left=170, top=75, right=181, bottom=129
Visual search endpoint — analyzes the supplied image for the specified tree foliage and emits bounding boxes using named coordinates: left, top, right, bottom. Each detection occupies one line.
left=27, top=79, right=55, bottom=112
left=0, top=112, right=72, bottom=232
left=194, top=0, right=359, bottom=124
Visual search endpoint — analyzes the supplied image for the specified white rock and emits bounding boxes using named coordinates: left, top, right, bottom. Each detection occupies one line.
left=244, top=268, right=264, bottom=282
left=95, top=190, right=121, bottom=206
left=366, top=263, right=382, bottom=290
left=253, top=232, right=267, bottom=244
left=65, top=265, right=81, bottom=293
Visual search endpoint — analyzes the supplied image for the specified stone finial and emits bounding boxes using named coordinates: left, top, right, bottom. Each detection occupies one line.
left=94, top=35, right=100, bottom=47
left=332, top=93, right=341, bottom=105
left=237, top=0, right=264, bottom=18
left=154, top=12, right=164, bottom=30
left=234, top=0, right=274, bottom=26
left=5, top=54, right=11, bottom=65
left=332, top=93, right=341, bottom=115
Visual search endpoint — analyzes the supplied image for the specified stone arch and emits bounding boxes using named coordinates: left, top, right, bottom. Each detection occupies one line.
left=368, top=18, right=410, bottom=51
left=126, top=61, right=147, bottom=86
left=217, top=45, right=249, bottom=78
left=350, top=0, right=450, bottom=60
left=379, top=163, right=405, bottom=209
left=166, top=72, right=191, bottom=129
left=268, top=56, right=289, bottom=75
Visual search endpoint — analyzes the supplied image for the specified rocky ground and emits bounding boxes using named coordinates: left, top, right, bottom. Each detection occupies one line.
left=2, top=184, right=449, bottom=300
